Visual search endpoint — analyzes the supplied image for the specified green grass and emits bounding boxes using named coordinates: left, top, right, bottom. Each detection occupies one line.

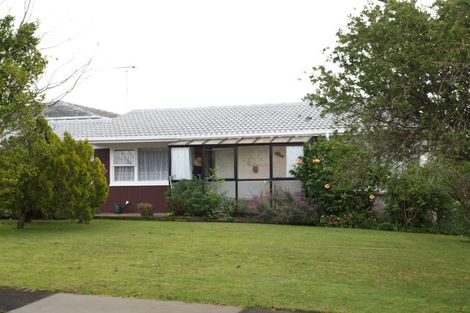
left=0, top=220, right=468, bottom=313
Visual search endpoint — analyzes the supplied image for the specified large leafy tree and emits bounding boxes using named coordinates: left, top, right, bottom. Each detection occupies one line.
left=0, top=15, right=47, bottom=137
left=306, top=0, right=470, bottom=161
left=0, top=14, right=107, bottom=228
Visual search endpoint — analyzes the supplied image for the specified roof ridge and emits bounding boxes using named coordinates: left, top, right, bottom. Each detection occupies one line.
left=46, top=116, right=107, bottom=121
left=127, top=102, right=308, bottom=113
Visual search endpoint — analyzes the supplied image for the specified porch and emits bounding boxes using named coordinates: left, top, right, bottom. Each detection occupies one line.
left=169, top=135, right=313, bottom=200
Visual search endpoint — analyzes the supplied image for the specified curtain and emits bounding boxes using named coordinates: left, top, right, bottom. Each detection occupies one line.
left=114, top=166, right=135, bottom=181
left=286, top=146, right=304, bottom=177
left=138, top=148, right=169, bottom=181
left=171, top=147, right=192, bottom=179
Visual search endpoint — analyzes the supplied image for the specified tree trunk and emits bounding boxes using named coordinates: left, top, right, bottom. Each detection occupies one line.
left=17, top=210, right=26, bottom=229
left=25, top=211, right=32, bottom=223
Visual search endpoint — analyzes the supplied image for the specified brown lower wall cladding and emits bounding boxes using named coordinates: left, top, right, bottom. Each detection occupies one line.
left=101, top=185, right=169, bottom=213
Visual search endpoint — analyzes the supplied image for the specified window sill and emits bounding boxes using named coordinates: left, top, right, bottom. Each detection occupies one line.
left=110, top=180, right=169, bottom=187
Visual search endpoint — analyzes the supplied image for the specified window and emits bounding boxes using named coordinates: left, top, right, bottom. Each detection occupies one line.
left=238, top=181, right=270, bottom=199
left=272, top=145, right=303, bottom=178
left=210, top=181, right=236, bottom=197
left=138, top=148, right=168, bottom=181
left=171, top=147, right=206, bottom=180
left=113, top=150, right=136, bottom=181
left=112, top=148, right=169, bottom=184
left=204, top=147, right=235, bottom=179
left=272, top=180, right=303, bottom=195
left=237, top=145, right=270, bottom=179
left=168, top=142, right=306, bottom=201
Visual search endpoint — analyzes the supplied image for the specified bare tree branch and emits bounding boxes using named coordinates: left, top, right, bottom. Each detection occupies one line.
left=19, top=0, right=32, bottom=27
left=44, top=57, right=93, bottom=108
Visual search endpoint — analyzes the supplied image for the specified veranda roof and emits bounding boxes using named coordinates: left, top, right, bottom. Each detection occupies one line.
left=168, top=136, right=312, bottom=146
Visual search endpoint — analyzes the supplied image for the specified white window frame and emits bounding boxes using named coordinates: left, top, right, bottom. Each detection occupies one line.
left=110, top=148, right=169, bottom=187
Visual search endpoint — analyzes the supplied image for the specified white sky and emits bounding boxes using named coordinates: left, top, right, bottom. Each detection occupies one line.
left=3, top=0, right=421, bottom=114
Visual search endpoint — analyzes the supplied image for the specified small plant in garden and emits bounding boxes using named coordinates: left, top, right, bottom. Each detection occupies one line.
left=250, top=189, right=319, bottom=225
left=320, top=211, right=377, bottom=228
left=215, top=196, right=240, bottom=217
left=137, top=203, right=154, bottom=219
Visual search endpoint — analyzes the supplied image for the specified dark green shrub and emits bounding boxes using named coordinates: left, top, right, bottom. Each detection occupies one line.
left=385, top=162, right=455, bottom=228
left=427, top=158, right=470, bottom=234
left=137, top=203, right=154, bottom=219
left=165, top=179, right=222, bottom=217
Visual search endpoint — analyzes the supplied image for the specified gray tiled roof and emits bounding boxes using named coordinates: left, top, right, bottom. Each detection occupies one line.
left=81, top=103, right=342, bottom=142
left=48, top=118, right=108, bottom=139
left=44, top=101, right=119, bottom=118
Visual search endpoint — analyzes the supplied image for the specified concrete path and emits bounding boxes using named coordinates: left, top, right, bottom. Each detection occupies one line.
left=8, top=293, right=242, bottom=313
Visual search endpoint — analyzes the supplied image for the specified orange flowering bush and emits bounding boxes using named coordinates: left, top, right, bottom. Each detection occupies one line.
left=292, top=137, right=378, bottom=227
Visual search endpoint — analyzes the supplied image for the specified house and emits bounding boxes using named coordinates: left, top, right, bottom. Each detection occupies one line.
left=50, top=102, right=343, bottom=213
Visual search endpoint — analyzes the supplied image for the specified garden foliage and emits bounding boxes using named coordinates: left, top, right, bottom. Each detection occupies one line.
left=0, top=15, right=47, bottom=138
left=0, top=118, right=108, bottom=228
left=292, top=137, right=380, bottom=228
left=250, top=190, right=318, bottom=226
left=165, top=179, right=237, bottom=217
left=302, top=0, right=470, bottom=233
left=50, top=133, right=108, bottom=224
left=0, top=14, right=108, bottom=228
left=305, top=0, right=470, bottom=162
left=384, top=160, right=468, bottom=234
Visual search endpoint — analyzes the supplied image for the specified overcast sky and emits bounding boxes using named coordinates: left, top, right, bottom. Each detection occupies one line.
left=3, top=0, right=420, bottom=114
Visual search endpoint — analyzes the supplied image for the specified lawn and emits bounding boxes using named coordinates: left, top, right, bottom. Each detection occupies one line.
left=0, top=220, right=468, bottom=313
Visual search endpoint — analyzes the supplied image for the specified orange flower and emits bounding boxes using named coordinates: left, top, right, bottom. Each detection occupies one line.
left=312, top=158, right=321, bottom=164
left=324, top=183, right=331, bottom=189
left=297, top=159, right=304, bottom=164
left=369, top=194, right=375, bottom=200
